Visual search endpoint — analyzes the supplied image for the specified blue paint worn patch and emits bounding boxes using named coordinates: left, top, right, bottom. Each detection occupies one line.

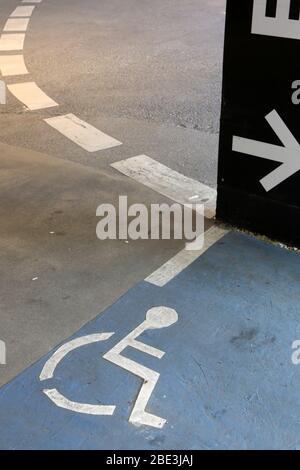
left=0, top=232, right=300, bottom=450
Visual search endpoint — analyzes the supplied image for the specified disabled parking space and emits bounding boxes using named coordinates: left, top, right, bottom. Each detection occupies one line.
left=0, top=141, right=190, bottom=387
left=0, top=232, right=299, bottom=450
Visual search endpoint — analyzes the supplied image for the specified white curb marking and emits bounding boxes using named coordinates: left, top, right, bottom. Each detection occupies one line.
left=8, top=82, right=58, bottom=110
left=3, top=18, right=30, bottom=32
left=0, top=55, right=28, bottom=76
left=146, top=225, right=228, bottom=287
left=0, top=33, right=25, bottom=51
left=111, top=155, right=217, bottom=219
left=44, top=114, right=122, bottom=152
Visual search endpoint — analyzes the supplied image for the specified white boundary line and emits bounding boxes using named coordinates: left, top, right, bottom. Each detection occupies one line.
left=146, top=225, right=228, bottom=287
left=111, top=155, right=217, bottom=219
left=44, top=114, right=122, bottom=152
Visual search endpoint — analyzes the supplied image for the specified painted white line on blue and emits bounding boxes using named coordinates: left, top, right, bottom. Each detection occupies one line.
left=40, top=333, right=116, bottom=416
left=3, top=18, right=30, bottom=32
left=10, top=6, right=35, bottom=17
left=0, top=33, right=25, bottom=51
left=146, top=225, right=228, bottom=287
left=43, top=389, right=116, bottom=416
left=44, top=114, right=122, bottom=152
left=111, top=155, right=217, bottom=219
left=104, top=307, right=178, bottom=429
left=0, top=55, right=28, bottom=76
left=41, top=308, right=178, bottom=428
left=7, top=82, right=58, bottom=110
left=40, top=333, right=115, bottom=381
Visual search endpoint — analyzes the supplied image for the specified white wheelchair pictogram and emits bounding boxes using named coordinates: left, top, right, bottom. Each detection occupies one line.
left=40, top=306, right=178, bottom=429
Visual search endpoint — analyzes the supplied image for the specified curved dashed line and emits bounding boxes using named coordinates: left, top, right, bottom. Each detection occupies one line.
left=0, top=0, right=122, bottom=151
left=0, top=2, right=57, bottom=109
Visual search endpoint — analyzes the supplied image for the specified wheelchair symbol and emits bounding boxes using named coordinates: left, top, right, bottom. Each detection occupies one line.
left=40, top=306, right=178, bottom=429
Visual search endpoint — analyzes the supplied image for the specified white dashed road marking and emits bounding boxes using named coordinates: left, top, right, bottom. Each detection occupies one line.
left=10, top=6, right=35, bottom=17
left=3, top=18, right=30, bottom=32
left=111, top=155, right=217, bottom=219
left=146, top=225, right=228, bottom=287
left=8, top=82, right=58, bottom=110
left=0, top=0, right=123, bottom=151
left=44, top=114, right=122, bottom=152
left=0, top=33, right=25, bottom=51
left=0, top=55, right=28, bottom=76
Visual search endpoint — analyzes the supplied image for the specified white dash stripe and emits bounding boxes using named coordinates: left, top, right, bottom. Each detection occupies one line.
left=111, top=155, right=217, bottom=219
left=146, top=225, right=228, bottom=287
left=8, top=82, right=58, bottom=110
left=0, top=55, right=28, bottom=76
left=22, top=0, right=42, bottom=3
left=3, top=18, right=30, bottom=32
left=10, top=6, right=35, bottom=17
left=0, top=33, right=25, bottom=51
left=44, top=114, right=122, bottom=152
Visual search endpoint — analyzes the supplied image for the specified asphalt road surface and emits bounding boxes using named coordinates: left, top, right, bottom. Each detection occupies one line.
left=0, top=0, right=225, bottom=186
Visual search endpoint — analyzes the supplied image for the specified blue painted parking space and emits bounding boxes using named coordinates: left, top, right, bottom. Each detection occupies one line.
left=0, top=232, right=300, bottom=450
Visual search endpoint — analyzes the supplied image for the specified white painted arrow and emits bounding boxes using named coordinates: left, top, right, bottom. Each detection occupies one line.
left=232, top=110, right=300, bottom=191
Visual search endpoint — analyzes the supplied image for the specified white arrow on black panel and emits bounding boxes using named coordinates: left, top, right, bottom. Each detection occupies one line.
left=232, top=110, right=300, bottom=191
